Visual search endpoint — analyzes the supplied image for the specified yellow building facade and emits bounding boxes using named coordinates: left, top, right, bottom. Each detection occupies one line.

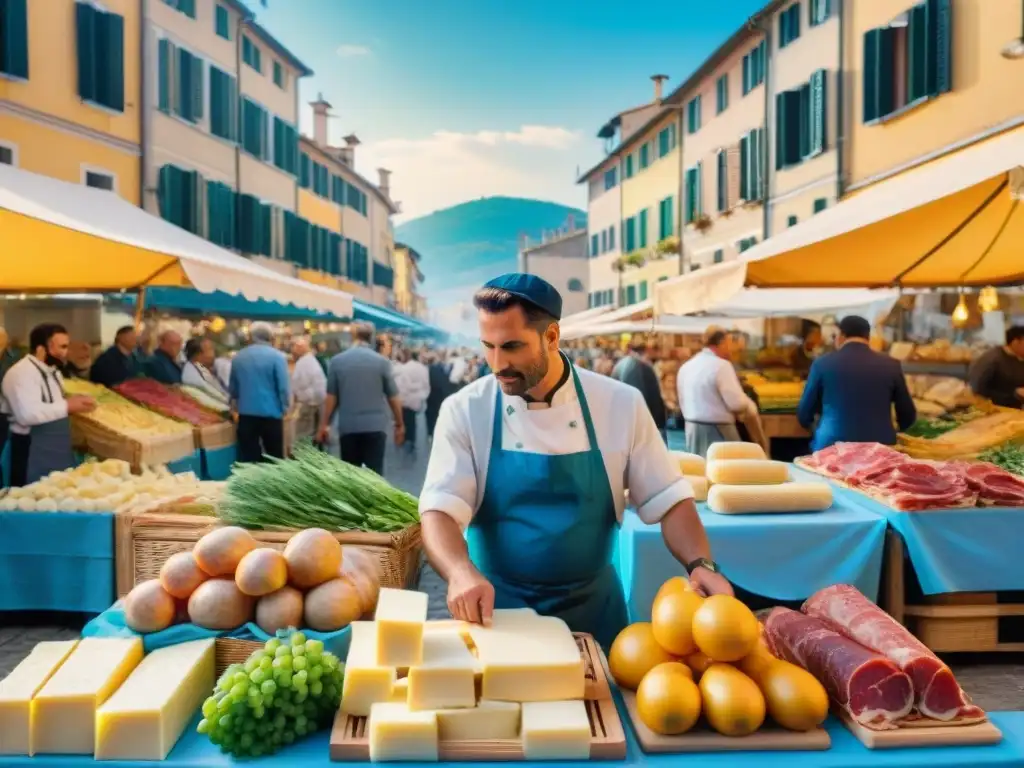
left=0, top=0, right=141, bottom=203
left=393, top=243, right=426, bottom=319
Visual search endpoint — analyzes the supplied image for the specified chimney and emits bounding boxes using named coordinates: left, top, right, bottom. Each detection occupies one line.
left=651, top=74, right=669, bottom=103
left=310, top=93, right=332, bottom=147
left=340, top=133, right=360, bottom=167
left=377, top=168, right=391, bottom=197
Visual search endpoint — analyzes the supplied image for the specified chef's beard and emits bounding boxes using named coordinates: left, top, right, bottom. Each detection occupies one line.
left=45, top=354, right=65, bottom=369
left=494, top=354, right=549, bottom=397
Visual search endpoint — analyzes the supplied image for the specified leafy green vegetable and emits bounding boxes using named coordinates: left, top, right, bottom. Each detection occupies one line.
left=219, top=442, right=419, bottom=532
left=978, top=443, right=1024, bottom=476
left=904, top=418, right=960, bottom=439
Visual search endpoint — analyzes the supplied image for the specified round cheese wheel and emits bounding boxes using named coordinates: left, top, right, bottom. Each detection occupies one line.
left=671, top=451, right=706, bottom=476
left=707, top=483, right=833, bottom=514
left=706, top=442, right=766, bottom=462
left=706, top=459, right=790, bottom=485
left=684, top=475, right=709, bottom=502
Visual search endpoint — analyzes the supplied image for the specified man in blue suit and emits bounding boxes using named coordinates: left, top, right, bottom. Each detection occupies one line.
left=797, top=315, right=916, bottom=451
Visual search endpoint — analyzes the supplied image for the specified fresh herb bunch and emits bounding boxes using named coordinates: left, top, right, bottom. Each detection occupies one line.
left=979, top=443, right=1024, bottom=476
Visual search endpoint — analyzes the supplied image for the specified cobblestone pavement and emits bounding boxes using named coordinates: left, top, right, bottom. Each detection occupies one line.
left=2, top=417, right=1021, bottom=711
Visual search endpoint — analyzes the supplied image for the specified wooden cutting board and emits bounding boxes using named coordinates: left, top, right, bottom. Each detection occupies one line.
left=839, top=711, right=1003, bottom=749
left=329, top=633, right=627, bottom=761
left=621, top=691, right=830, bottom=753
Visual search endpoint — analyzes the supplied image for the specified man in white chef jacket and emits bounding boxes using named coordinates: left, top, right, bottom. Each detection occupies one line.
left=419, top=274, right=733, bottom=649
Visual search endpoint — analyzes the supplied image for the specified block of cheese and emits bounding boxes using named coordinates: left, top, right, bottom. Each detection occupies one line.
left=32, top=638, right=143, bottom=755
left=342, top=621, right=397, bottom=716
left=368, top=702, right=438, bottom=761
left=521, top=700, right=591, bottom=759
left=424, top=620, right=473, bottom=647
left=671, top=450, right=706, bottom=476
left=685, top=474, right=710, bottom=502
left=0, top=640, right=78, bottom=756
left=707, top=482, right=833, bottom=514
left=390, top=677, right=410, bottom=703
left=469, top=616, right=584, bottom=702
left=407, top=631, right=477, bottom=711
left=95, top=638, right=215, bottom=760
left=706, top=458, right=789, bottom=485
left=375, top=588, right=429, bottom=667
left=706, top=441, right=766, bottom=462
left=437, top=700, right=520, bottom=741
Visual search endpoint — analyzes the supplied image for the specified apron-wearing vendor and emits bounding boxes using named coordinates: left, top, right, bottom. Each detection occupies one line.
left=419, top=274, right=733, bottom=650
left=0, top=323, right=96, bottom=487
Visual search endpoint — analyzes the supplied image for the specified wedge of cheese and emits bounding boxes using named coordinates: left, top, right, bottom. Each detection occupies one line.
left=32, top=638, right=143, bottom=755
left=407, top=631, right=477, bottom=711
left=521, top=700, right=591, bottom=759
left=0, top=640, right=79, bottom=756
left=342, top=621, right=397, bottom=716
left=95, top=638, right=215, bottom=760
left=389, top=677, right=410, bottom=703
left=375, top=588, right=429, bottom=667
left=368, top=702, right=438, bottom=762
left=437, top=700, right=520, bottom=741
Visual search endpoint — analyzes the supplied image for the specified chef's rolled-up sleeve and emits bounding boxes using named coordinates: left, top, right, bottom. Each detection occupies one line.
left=625, top=389, right=694, bottom=524
left=418, top=397, right=477, bottom=529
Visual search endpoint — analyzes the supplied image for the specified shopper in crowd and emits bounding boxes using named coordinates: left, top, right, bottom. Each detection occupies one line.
left=790, top=320, right=824, bottom=380
left=213, top=351, right=233, bottom=391
left=574, top=356, right=590, bottom=370
left=968, top=325, right=1024, bottom=408
left=229, top=322, right=290, bottom=462
left=290, top=336, right=327, bottom=444
left=146, top=330, right=184, bottom=385
left=318, top=323, right=404, bottom=475
left=677, top=328, right=759, bottom=457
left=0, top=326, right=16, bottom=487
left=797, top=315, right=916, bottom=451
left=612, top=342, right=668, bottom=441
left=448, top=349, right=467, bottom=388
left=182, top=337, right=229, bottom=403
left=393, top=349, right=431, bottom=457
left=90, top=326, right=140, bottom=388
left=426, top=350, right=453, bottom=440
left=655, top=347, right=687, bottom=429
left=593, top=349, right=615, bottom=376
left=2, top=323, right=97, bottom=486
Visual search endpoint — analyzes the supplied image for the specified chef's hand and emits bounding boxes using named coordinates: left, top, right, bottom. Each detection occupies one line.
left=447, top=564, right=494, bottom=626
left=67, top=395, right=96, bottom=414
left=316, top=424, right=330, bottom=444
left=688, top=566, right=734, bottom=598
left=394, top=423, right=406, bottom=447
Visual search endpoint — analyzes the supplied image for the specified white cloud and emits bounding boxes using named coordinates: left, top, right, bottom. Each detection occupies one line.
left=358, top=125, right=592, bottom=222
left=336, top=44, right=371, bottom=58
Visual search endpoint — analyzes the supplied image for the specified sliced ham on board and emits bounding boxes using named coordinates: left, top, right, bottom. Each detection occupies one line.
left=802, top=585, right=983, bottom=722
left=763, top=607, right=913, bottom=730
left=797, top=443, right=904, bottom=485
left=949, top=461, right=1024, bottom=506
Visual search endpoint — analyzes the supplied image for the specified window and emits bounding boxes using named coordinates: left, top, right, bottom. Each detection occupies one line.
left=215, top=4, right=230, bottom=39
left=779, top=3, right=801, bottom=48
left=208, top=66, right=238, bottom=141
left=604, top=167, right=617, bottom=191
left=236, top=193, right=273, bottom=257
left=639, top=142, right=650, bottom=170
left=739, top=128, right=765, bottom=201
left=567, top=279, right=584, bottom=293
left=162, top=46, right=204, bottom=123
left=738, top=236, right=759, bottom=252
left=863, top=0, right=952, bottom=124
left=624, top=217, right=637, bottom=252
left=716, top=74, right=729, bottom=114
left=0, top=0, right=29, bottom=79
left=813, top=197, right=828, bottom=213
left=346, top=184, right=367, bottom=216
left=299, top=152, right=311, bottom=188
left=84, top=169, right=115, bottom=191
left=684, top=164, right=703, bottom=224
left=242, top=35, right=261, bottom=72
left=639, top=281, right=648, bottom=301
left=625, top=285, right=637, bottom=305
left=600, top=230, right=608, bottom=253
left=775, top=69, right=828, bottom=169
left=810, top=0, right=831, bottom=26
left=638, top=209, right=648, bottom=249
left=312, top=162, right=329, bottom=198
left=590, top=234, right=599, bottom=257
left=164, top=0, right=196, bottom=18
left=608, top=225, right=616, bottom=250
left=0, top=144, right=13, bottom=165
left=345, top=240, right=369, bottom=284
left=788, top=214, right=799, bottom=227
left=241, top=97, right=269, bottom=160
left=716, top=150, right=728, bottom=212
left=657, top=124, right=676, bottom=157
left=624, top=154, right=634, bottom=179
left=373, top=262, right=395, bottom=289
left=658, top=196, right=674, bottom=239
left=273, top=61, right=286, bottom=89
left=75, top=2, right=125, bottom=111
left=713, top=249, right=724, bottom=264
left=206, top=180, right=236, bottom=249
left=272, top=118, right=299, bottom=176
left=686, top=96, right=701, bottom=134
left=742, top=41, right=767, bottom=95
left=332, top=174, right=346, bottom=204
left=158, top=165, right=203, bottom=235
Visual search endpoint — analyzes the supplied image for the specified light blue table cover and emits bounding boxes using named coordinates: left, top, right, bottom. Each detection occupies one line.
left=0, top=511, right=116, bottom=613
left=617, top=488, right=887, bottom=621
left=201, top=444, right=236, bottom=481
left=83, top=602, right=353, bottom=659
left=168, top=449, right=203, bottom=476
left=7, top=708, right=1023, bottom=768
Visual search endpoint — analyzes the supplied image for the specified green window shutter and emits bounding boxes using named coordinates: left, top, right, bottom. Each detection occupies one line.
left=75, top=2, right=97, bottom=103
left=809, top=69, right=827, bottom=156
left=775, top=93, right=787, bottom=169
left=0, top=0, right=29, bottom=79
left=813, top=197, right=828, bottom=213
left=863, top=28, right=895, bottom=122
left=176, top=49, right=192, bottom=121
left=779, top=9, right=788, bottom=46
left=95, top=10, right=124, bottom=111
left=788, top=215, right=798, bottom=227
left=863, top=30, right=880, bottom=122
left=716, top=150, right=727, bottom=212
left=625, top=217, right=636, bottom=251
left=639, top=281, right=648, bottom=301
left=209, top=68, right=222, bottom=137
left=158, top=39, right=172, bottom=113
left=755, top=127, right=766, bottom=200
left=907, top=5, right=928, bottom=102
left=157, top=165, right=172, bottom=221
left=713, top=249, right=724, bottom=264
left=215, top=4, right=230, bottom=39
left=191, top=53, right=203, bottom=120
left=926, top=0, right=952, bottom=96
left=685, top=169, right=695, bottom=223
left=626, top=285, right=636, bottom=305
left=738, top=135, right=749, bottom=200
left=798, top=82, right=811, bottom=159
left=639, top=209, right=648, bottom=248
left=716, top=74, right=728, bottom=113
left=300, top=153, right=310, bottom=188
left=742, top=54, right=751, bottom=95
left=695, top=162, right=703, bottom=216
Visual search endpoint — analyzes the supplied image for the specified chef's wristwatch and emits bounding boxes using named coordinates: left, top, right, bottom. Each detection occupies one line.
left=685, top=558, right=721, bottom=575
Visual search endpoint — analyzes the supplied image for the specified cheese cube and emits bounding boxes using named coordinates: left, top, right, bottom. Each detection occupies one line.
left=95, top=639, right=215, bottom=760
left=389, top=677, right=410, bottom=703
left=368, top=702, right=438, bottom=762
left=375, top=588, right=428, bottom=667
left=342, top=621, right=396, bottom=716
left=32, top=638, right=143, bottom=755
left=437, top=700, right=520, bottom=741
left=407, top=632, right=477, bottom=711
left=424, top=620, right=473, bottom=648
left=469, top=617, right=584, bottom=702
left=521, top=700, right=591, bottom=760
left=0, top=640, right=78, bottom=756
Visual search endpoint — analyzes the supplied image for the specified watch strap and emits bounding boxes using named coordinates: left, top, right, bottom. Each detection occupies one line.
left=686, top=557, right=719, bottom=574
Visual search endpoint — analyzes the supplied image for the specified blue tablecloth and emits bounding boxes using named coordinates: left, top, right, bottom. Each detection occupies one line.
left=7, top=709, right=1023, bottom=768
left=617, top=489, right=887, bottom=621
left=201, top=444, right=236, bottom=481
left=0, top=511, right=116, bottom=613
left=168, top=449, right=203, bottom=476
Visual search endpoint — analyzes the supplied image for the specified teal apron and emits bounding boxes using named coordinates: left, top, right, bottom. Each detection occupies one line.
left=466, top=361, right=628, bottom=651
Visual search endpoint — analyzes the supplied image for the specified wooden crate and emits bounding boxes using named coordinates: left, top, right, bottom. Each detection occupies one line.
left=115, top=512, right=421, bottom=597
left=216, top=637, right=262, bottom=677
left=329, top=633, right=626, bottom=761
left=197, top=421, right=236, bottom=450
left=71, top=416, right=196, bottom=469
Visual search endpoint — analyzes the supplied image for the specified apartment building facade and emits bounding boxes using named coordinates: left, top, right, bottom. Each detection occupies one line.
left=0, top=0, right=141, bottom=202
left=393, top=243, right=427, bottom=319
left=582, top=152, right=623, bottom=310
left=518, top=227, right=589, bottom=316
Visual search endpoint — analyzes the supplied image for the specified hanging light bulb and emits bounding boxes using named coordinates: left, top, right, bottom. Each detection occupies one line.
left=978, top=286, right=1000, bottom=313
left=951, top=292, right=970, bottom=328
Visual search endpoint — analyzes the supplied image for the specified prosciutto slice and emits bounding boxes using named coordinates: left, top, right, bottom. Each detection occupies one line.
left=949, top=461, right=1024, bottom=506
left=802, top=585, right=981, bottom=721
left=764, top=607, right=913, bottom=729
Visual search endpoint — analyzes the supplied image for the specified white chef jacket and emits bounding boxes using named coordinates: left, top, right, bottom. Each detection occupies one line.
left=1, top=356, right=68, bottom=435
left=291, top=353, right=327, bottom=407
left=420, top=366, right=694, bottom=529
left=677, top=348, right=755, bottom=424
left=448, top=356, right=467, bottom=385
left=394, top=360, right=431, bottom=412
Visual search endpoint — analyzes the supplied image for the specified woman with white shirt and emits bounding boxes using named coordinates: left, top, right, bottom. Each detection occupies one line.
left=182, top=338, right=229, bottom=405
left=290, top=337, right=327, bottom=443
left=393, top=349, right=431, bottom=456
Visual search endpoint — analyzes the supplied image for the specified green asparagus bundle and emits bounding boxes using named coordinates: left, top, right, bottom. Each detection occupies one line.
left=219, top=442, right=419, bottom=532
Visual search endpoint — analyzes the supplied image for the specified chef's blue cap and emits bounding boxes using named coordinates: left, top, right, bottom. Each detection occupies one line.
left=482, top=273, right=563, bottom=320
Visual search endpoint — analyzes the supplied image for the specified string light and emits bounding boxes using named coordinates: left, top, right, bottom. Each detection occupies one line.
left=978, top=286, right=1000, bottom=313
left=951, top=292, right=970, bottom=328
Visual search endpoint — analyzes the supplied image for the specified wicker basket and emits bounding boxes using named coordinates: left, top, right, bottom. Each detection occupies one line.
left=216, top=637, right=263, bottom=677
left=197, top=421, right=236, bottom=450
left=116, top=512, right=422, bottom=597
left=71, top=416, right=197, bottom=470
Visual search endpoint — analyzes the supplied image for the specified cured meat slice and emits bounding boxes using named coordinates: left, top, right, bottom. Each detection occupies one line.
left=802, top=585, right=982, bottom=721
left=950, top=461, right=1024, bottom=506
left=763, top=607, right=913, bottom=729
left=797, top=443, right=904, bottom=485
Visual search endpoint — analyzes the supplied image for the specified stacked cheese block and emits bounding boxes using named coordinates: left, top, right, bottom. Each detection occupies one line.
left=344, top=588, right=591, bottom=762
left=671, top=443, right=833, bottom=514
left=0, top=637, right=215, bottom=760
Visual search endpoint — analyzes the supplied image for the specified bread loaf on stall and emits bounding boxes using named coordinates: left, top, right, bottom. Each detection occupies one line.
left=707, top=483, right=833, bottom=514
left=706, top=459, right=790, bottom=485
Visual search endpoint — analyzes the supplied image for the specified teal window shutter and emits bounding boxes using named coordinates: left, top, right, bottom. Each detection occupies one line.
left=813, top=197, right=828, bottom=213
left=75, top=2, right=97, bottom=103
left=639, top=143, right=649, bottom=169
left=0, top=0, right=29, bottom=79
left=788, top=215, right=798, bottom=227
left=713, top=249, right=724, bottom=264
left=300, top=153, right=310, bottom=188
left=624, top=217, right=636, bottom=251
left=272, top=117, right=283, bottom=169
left=926, top=0, right=952, bottom=96
left=158, top=39, right=172, bottom=113
left=755, top=127, right=765, bottom=199
left=685, top=169, right=695, bottom=223
left=639, top=281, right=648, bottom=301
left=863, top=27, right=895, bottom=122
left=624, top=154, right=633, bottom=178
left=176, top=49, right=194, bottom=121
left=798, top=82, right=811, bottom=159
left=609, top=225, right=616, bottom=249
left=809, top=69, right=827, bottom=156
left=94, top=8, right=124, bottom=111
left=191, top=53, right=203, bottom=120
left=215, top=4, right=230, bottom=39
left=639, top=209, right=648, bottom=248
left=739, top=134, right=749, bottom=200
left=716, top=74, right=728, bottom=114
left=716, top=150, right=727, bottom=212
left=908, top=4, right=928, bottom=102
left=273, top=61, right=284, bottom=88
left=775, top=93, right=787, bottom=169
left=742, top=54, right=751, bottom=95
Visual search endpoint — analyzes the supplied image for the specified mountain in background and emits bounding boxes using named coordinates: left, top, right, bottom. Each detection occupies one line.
left=395, top=197, right=587, bottom=315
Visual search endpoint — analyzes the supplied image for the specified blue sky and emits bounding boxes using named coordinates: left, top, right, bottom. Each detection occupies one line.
left=251, top=0, right=766, bottom=221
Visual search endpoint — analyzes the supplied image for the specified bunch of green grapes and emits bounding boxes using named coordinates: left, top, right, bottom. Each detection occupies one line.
left=197, top=632, right=346, bottom=758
